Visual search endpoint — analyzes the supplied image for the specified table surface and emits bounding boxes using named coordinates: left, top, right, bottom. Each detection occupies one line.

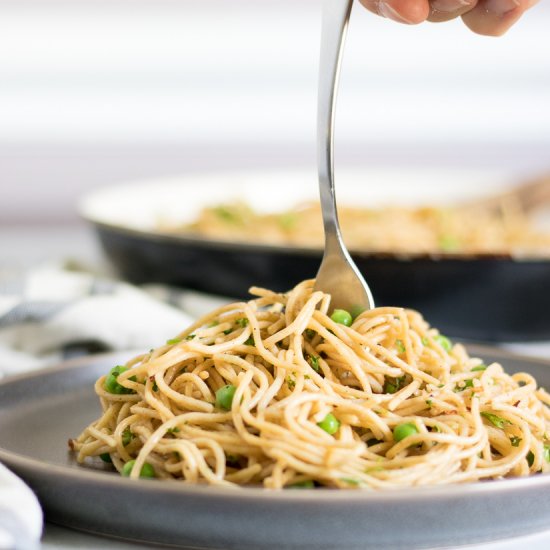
left=3, top=223, right=550, bottom=550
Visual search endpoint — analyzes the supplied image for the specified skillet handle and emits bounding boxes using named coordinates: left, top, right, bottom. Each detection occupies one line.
left=464, top=173, right=550, bottom=214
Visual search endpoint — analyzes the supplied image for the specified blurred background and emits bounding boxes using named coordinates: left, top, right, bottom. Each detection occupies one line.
left=1, top=0, right=549, bottom=226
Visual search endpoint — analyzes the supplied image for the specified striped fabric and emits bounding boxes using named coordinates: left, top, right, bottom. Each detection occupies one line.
left=0, top=263, right=195, bottom=379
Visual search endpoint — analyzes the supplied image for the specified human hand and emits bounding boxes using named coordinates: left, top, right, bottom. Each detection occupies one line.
left=358, top=0, right=539, bottom=36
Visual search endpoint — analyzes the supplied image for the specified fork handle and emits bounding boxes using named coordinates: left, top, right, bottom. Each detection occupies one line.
left=317, top=0, right=353, bottom=252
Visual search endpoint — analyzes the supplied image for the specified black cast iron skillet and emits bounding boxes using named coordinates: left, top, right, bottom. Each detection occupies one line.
left=91, top=221, right=550, bottom=342
left=81, top=169, right=550, bottom=343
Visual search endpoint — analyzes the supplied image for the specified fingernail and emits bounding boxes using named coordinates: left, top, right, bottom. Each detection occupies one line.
left=485, top=0, right=521, bottom=16
left=378, top=1, right=416, bottom=24
left=431, top=0, right=472, bottom=13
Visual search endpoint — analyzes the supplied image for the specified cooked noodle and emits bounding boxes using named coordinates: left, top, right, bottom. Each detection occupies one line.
left=70, top=280, right=550, bottom=488
left=163, top=200, right=550, bottom=256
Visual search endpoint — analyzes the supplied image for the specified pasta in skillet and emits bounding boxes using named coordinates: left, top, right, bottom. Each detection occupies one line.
left=165, top=200, right=550, bottom=256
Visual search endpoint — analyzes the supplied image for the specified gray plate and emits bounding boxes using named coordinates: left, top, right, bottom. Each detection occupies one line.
left=1, top=348, right=550, bottom=550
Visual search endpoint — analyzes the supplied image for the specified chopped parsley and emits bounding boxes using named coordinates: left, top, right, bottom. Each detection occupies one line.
left=395, top=339, right=406, bottom=354
left=365, top=466, right=384, bottom=474
left=236, top=318, right=249, bottom=328
left=307, top=355, right=320, bottom=373
left=166, top=337, right=182, bottom=345
left=340, top=477, right=361, bottom=486
left=279, top=212, right=297, bottom=230
left=226, top=454, right=240, bottom=467
left=439, top=235, right=460, bottom=252
left=471, top=364, right=488, bottom=372
left=288, top=480, right=315, bottom=489
left=481, top=412, right=511, bottom=429
left=510, top=436, right=522, bottom=447
left=454, top=379, right=474, bottom=392
left=122, top=428, right=134, bottom=447
left=213, top=205, right=242, bottom=224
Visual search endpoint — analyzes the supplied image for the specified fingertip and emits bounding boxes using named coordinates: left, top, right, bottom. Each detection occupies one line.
left=461, top=0, right=529, bottom=36
left=428, top=0, right=479, bottom=24
left=381, top=0, right=431, bottom=24
left=359, top=0, right=430, bottom=25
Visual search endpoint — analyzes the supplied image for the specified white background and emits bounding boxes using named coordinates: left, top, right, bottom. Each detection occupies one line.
left=0, top=0, right=549, bottom=223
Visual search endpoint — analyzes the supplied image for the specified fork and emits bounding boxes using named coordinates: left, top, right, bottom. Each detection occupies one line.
left=314, top=0, right=375, bottom=315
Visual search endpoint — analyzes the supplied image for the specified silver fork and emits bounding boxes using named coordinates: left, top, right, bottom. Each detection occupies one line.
left=314, top=0, right=375, bottom=315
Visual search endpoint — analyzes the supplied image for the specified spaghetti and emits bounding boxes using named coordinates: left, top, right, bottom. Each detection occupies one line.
left=167, top=200, right=550, bottom=256
left=70, top=280, right=550, bottom=488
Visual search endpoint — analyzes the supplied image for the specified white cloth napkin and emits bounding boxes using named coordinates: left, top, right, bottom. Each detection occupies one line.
left=0, top=263, right=197, bottom=378
left=0, top=262, right=229, bottom=549
left=0, top=463, right=43, bottom=550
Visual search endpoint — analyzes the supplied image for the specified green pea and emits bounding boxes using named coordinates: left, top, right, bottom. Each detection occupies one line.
left=384, top=376, right=405, bottom=395
left=99, top=453, right=112, bottom=463
left=330, top=309, right=353, bottom=327
left=393, top=422, right=419, bottom=442
left=139, top=463, right=156, bottom=478
left=121, top=460, right=135, bottom=476
left=104, top=366, right=135, bottom=395
left=435, top=335, right=452, bottom=352
left=317, top=413, right=340, bottom=435
left=216, top=384, right=237, bottom=410
left=121, top=460, right=156, bottom=478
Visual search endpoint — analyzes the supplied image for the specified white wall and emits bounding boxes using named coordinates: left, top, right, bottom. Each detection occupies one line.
left=1, top=0, right=549, bottom=222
